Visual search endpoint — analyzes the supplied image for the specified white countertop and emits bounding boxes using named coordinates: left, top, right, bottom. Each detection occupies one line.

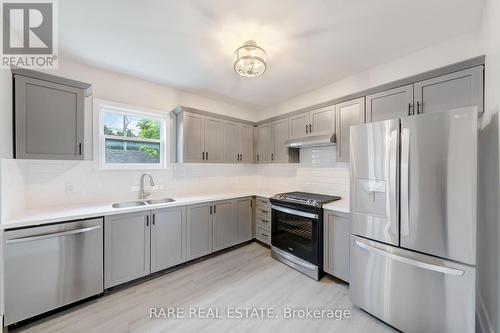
left=2, top=191, right=349, bottom=229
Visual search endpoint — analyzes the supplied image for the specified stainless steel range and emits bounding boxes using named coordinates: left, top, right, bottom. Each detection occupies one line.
left=270, top=191, right=340, bottom=280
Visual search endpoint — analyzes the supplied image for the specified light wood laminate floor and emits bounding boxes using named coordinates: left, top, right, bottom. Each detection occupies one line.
left=13, top=242, right=396, bottom=333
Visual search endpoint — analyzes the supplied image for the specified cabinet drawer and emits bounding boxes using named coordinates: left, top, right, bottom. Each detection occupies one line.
left=256, top=207, right=271, bottom=219
left=256, top=197, right=271, bottom=209
left=256, top=226, right=271, bottom=245
left=256, top=216, right=271, bottom=231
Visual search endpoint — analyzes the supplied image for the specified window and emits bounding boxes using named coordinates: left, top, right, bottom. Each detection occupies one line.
left=94, top=99, right=167, bottom=169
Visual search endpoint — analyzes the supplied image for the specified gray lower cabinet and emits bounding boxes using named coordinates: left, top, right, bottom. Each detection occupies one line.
left=366, top=84, right=414, bottom=122
left=335, top=97, right=365, bottom=162
left=414, top=66, right=483, bottom=115
left=105, top=211, right=151, bottom=288
left=151, top=207, right=187, bottom=273
left=187, top=203, right=213, bottom=260
left=235, top=198, right=253, bottom=243
left=13, top=72, right=91, bottom=160
left=213, top=200, right=235, bottom=251
left=323, top=211, right=350, bottom=282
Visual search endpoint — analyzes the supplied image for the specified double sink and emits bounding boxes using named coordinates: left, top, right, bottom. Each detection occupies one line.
left=112, top=198, right=175, bottom=209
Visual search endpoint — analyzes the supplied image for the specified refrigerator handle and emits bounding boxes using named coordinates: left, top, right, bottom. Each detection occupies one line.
left=401, top=127, right=410, bottom=236
left=354, top=240, right=465, bottom=276
left=388, top=129, right=399, bottom=235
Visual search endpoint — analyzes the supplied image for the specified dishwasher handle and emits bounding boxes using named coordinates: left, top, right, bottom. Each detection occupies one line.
left=6, top=225, right=101, bottom=244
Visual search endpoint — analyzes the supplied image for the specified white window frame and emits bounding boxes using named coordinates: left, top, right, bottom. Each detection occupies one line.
left=93, top=99, right=169, bottom=170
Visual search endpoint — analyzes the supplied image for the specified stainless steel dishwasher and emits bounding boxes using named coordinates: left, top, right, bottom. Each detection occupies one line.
left=4, top=218, right=103, bottom=325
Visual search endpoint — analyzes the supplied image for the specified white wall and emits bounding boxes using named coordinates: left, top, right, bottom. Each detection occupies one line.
left=257, top=31, right=483, bottom=120
left=477, top=0, right=500, bottom=331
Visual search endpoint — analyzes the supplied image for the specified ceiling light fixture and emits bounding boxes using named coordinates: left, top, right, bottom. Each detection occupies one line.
left=234, top=40, right=266, bottom=78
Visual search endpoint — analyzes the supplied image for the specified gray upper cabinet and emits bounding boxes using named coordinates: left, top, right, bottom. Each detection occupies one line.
left=335, top=97, right=365, bottom=162
left=13, top=70, right=91, bottom=160
left=310, top=107, right=335, bottom=136
left=366, top=84, right=414, bottom=122
left=289, top=112, right=309, bottom=139
left=271, top=119, right=289, bottom=163
left=151, top=207, right=187, bottom=273
left=187, top=203, right=213, bottom=260
left=323, top=211, right=350, bottom=282
left=204, top=117, right=224, bottom=162
left=182, top=112, right=205, bottom=163
left=414, top=66, right=483, bottom=115
left=213, top=200, right=235, bottom=251
left=256, top=123, right=272, bottom=163
left=288, top=106, right=335, bottom=139
left=240, top=125, right=254, bottom=163
left=223, top=122, right=254, bottom=163
left=104, top=211, right=151, bottom=288
left=235, top=198, right=253, bottom=243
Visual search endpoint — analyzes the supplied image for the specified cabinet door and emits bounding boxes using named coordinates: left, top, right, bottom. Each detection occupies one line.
left=414, top=66, right=483, bottom=115
left=204, top=117, right=225, bottom=162
left=289, top=112, right=309, bottom=139
left=256, top=123, right=272, bottom=163
left=187, top=203, right=213, bottom=260
left=183, top=113, right=205, bottom=162
left=366, top=85, right=414, bottom=122
left=15, top=76, right=85, bottom=160
left=240, top=125, right=254, bottom=163
left=213, top=200, right=235, bottom=251
left=310, top=107, right=335, bottom=136
left=335, top=97, right=365, bottom=162
left=151, top=207, right=186, bottom=273
left=105, top=211, right=151, bottom=288
left=223, top=122, right=240, bottom=162
left=271, top=119, right=289, bottom=163
left=235, top=198, right=253, bottom=243
left=324, top=212, right=350, bottom=282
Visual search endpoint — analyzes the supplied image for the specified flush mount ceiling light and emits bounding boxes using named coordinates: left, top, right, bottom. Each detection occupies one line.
left=234, top=40, right=266, bottom=78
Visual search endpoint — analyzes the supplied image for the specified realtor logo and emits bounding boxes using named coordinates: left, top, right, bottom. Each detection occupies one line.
left=1, top=0, right=58, bottom=68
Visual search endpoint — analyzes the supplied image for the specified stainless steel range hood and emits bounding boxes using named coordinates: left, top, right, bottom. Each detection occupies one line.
left=285, top=133, right=336, bottom=148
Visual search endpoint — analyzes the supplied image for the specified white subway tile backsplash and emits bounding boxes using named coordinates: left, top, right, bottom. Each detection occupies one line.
left=0, top=145, right=349, bottom=219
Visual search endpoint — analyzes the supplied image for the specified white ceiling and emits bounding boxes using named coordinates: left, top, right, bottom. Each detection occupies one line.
left=59, top=0, right=484, bottom=110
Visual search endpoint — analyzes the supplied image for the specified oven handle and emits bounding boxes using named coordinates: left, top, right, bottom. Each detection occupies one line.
left=271, top=205, right=318, bottom=219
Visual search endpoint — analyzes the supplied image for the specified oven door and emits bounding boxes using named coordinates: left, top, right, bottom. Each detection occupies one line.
left=271, top=204, right=320, bottom=265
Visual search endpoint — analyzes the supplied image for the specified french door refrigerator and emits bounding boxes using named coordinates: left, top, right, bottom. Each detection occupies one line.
left=349, top=107, right=477, bottom=333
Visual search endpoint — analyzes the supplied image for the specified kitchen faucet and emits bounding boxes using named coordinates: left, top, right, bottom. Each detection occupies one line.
left=139, top=173, right=156, bottom=199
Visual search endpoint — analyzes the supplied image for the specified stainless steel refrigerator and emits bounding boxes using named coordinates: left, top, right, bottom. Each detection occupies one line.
left=349, top=107, right=477, bottom=333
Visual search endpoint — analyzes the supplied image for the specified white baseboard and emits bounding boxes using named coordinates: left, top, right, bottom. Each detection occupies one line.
left=477, top=294, right=495, bottom=333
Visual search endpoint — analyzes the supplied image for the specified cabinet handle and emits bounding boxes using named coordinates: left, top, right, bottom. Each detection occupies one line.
left=408, top=103, right=412, bottom=116
left=309, top=124, right=312, bottom=133
left=416, top=101, right=421, bottom=114
left=206, top=151, right=209, bottom=160
left=146, top=215, right=149, bottom=227
left=214, top=205, right=216, bottom=214
left=210, top=205, right=212, bottom=215
left=78, top=143, right=82, bottom=156
left=250, top=200, right=253, bottom=208
left=257, top=154, right=260, bottom=162
left=305, top=124, right=309, bottom=134
left=202, top=152, right=205, bottom=160
left=271, top=153, right=274, bottom=161
left=152, top=214, right=155, bottom=225
left=261, top=233, right=268, bottom=238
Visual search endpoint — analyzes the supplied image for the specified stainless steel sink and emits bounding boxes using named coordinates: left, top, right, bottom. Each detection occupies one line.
left=144, top=198, right=175, bottom=205
left=112, top=198, right=175, bottom=208
left=112, top=201, right=147, bottom=209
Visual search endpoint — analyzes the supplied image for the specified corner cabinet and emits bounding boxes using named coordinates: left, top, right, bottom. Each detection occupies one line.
left=256, top=120, right=298, bottom=164
left=323, top=210, right=350, bottom=282
left=13, top=69, right=92, bottom=160
left=335, top=97, right=365, bottom=162
left=223, top=122, right=254, bottom=163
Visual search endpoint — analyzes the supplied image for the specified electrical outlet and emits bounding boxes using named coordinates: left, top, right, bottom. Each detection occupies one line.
left=65, top=183, right=74, bottom=193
